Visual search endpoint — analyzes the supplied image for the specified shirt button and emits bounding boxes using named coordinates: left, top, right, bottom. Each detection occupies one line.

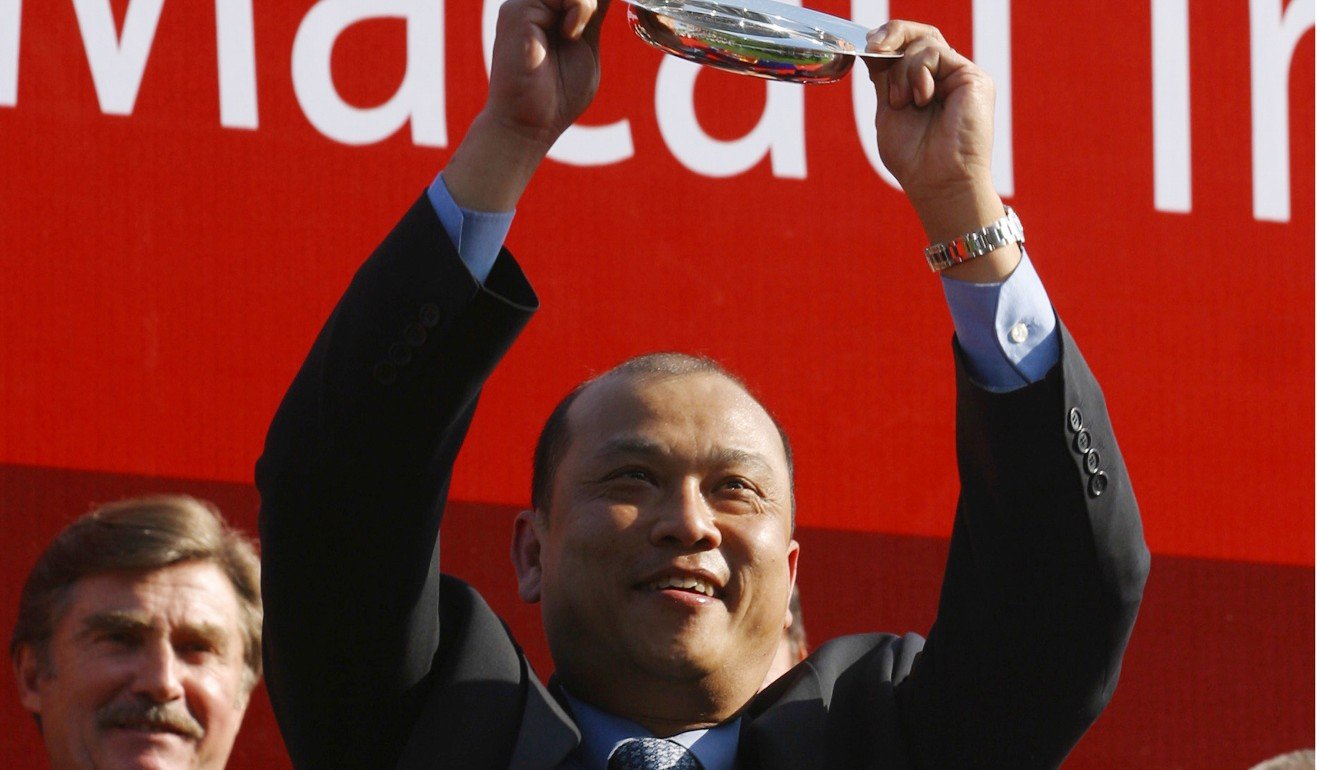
left=1008, top=322, right=1029, bottom=344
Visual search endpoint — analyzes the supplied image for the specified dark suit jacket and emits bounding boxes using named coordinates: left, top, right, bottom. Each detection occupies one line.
left=258, top=195, right=1149, bottom=770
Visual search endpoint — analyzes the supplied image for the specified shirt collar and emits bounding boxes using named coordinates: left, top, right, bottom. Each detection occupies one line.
left=562, top=691, right=741, bottom=770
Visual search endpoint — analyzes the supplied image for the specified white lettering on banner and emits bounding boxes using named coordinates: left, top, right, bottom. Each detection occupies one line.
left=1152, top=0, right=1192, bottom=213
left=292, top=0, right=446, bottom=147
left=3, top=3, right=1310, bottom=221
left=481, top=0, right=633, bottom=165
left=850, top=0, right=899, bottom=189
left=71, top=0, right=165, bottom=115
left=655, top=56, right=807, bottom=178
left=974, top=0, right=1014, bottom=196
left=1250, top=0, right=1314, bottom=223
left=850, top=0, right=1016, bottom=196
left=0, top=0, right=18, bottom=107
left=217, top=0, right=257, bottom=129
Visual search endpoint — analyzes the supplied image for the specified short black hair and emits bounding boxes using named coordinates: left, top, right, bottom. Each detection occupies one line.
left=530, top=352, right=795, bottom=519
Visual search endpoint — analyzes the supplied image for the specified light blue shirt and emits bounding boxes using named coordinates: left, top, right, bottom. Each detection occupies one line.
left=557, top=692, right=741, bottom=770
left=428, top=172, right=1060, bottom=392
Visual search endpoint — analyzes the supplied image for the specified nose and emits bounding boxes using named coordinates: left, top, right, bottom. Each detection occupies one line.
left=650, top=479, right=722, bottom=550
left=132, top=640, right=186, bottom=703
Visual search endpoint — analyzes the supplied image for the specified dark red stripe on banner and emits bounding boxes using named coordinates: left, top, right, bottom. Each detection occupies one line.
left=1, top=465, right=1311, bottom=768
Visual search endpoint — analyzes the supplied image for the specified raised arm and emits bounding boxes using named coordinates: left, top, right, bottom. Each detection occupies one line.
left=256, top=2, right=608, bottom=767
left=865, top=20, right=1019, bottom=284
left=445, top=0, right=609, bottom=212
left=863, top=22, right=1150, bottom=766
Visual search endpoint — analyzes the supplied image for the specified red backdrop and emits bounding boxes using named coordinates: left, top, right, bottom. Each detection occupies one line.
left=1, top=1, right=1313, bottom=767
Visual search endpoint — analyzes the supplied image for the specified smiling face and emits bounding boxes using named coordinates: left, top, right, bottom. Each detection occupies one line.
left=513, top=370, right=799, bottom=733
left=14, top=561, right=252, bottom=770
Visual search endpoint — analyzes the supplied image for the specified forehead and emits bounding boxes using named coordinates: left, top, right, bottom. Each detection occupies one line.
left=565, top=371, right=787, bottom=467
left=56, top=561, right=243, bottom=641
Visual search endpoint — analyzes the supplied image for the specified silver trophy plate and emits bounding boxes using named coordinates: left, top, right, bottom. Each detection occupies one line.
left=622, top=0, right=900, bottom=84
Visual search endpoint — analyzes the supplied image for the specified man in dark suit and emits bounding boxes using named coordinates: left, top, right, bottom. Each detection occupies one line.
left=257, top=1, right=1149, bottom=768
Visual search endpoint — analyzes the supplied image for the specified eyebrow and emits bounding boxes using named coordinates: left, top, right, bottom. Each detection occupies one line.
left=594, top=438, right=777, bottom=476
left=77, top=611, right=151, bottom=640
left=76, top=611, right=230, bottom=650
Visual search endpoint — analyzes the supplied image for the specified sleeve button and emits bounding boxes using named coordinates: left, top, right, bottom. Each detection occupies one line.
left=1084, top=448, right=1101, bottom=474
left=419, top=303, right=442, bottom=328
left=373, top=362, right=398, bottom=385
left=404, top=322, right=427, bottom=347
left=388, top=342, right=412, bottom=366
left=1068, top=407, right=1084, bottom=433
left=1074, top=429, right=1092, bottom=454
left=1088, top=471, right=1109, bottom=498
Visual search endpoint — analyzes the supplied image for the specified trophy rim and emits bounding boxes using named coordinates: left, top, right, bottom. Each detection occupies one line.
left=619, top=0, right=903, bottom=60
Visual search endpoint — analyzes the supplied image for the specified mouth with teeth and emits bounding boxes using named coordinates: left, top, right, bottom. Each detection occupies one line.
left=646, top=574, right=719, bottom=600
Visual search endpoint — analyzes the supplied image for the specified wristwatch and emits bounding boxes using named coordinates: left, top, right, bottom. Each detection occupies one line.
left=924, top=206, right=1024, bottom=272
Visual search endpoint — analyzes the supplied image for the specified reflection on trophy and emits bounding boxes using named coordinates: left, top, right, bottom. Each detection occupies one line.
left=623, top=0, right=901, bottom=84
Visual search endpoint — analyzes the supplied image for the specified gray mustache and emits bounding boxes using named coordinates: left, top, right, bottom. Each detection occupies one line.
left=97, top=701, right=204, bottom=740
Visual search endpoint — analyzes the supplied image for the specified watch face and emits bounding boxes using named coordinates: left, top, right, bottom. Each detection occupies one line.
left=622, top=0, right=901, bottom=84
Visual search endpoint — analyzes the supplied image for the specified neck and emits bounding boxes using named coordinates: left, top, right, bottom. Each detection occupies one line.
left=557, top=670, right=755, bottom=737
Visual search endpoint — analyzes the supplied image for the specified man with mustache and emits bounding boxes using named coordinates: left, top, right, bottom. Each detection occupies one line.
left=259, top=0, right=1148, bottom=767
left=11, top=496, right=261, bottom=769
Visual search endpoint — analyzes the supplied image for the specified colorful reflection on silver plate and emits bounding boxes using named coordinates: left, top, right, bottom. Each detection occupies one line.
left=623, top=0, right=900, bottom=84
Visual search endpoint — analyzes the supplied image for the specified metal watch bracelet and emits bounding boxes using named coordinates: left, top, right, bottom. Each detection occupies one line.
left=924, top=206, right=1025, bottom=272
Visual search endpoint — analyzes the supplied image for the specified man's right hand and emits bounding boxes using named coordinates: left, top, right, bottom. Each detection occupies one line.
left=444, top=0, right=609, bottom=213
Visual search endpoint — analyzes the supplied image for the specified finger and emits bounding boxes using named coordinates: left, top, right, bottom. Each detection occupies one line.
left=581, top=0, right=611, bottom=45
left=561, top=0, right=597, bottom=39
left=904, top=44, right=943, bottom=107
left=865, top=19, right=946, bottom=53
left=499, top=0, right=556, bottom=38
left=886, top=42, right=919, bottom=109
left=888, top=38, right=974, bottom=108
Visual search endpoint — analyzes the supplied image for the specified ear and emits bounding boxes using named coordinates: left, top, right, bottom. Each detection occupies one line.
left=13, top=645, right=45, bottom=714
left=784, top=538, right=800, bottom=628
left=511, top=509, right=545, bottom=603
left=786, top=538, right=800, bottom=594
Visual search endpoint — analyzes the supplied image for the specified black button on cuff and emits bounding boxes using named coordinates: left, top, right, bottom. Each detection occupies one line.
left=419, top=303, right=442, bottom=328
left=1084, top=448, right=1101, bottom=474
left=1068, top=407, right=1084, bottom=433
left=404, top=322, right=427, bottom=347
left=1074, top=429, right=1092, bottom=454
left=1088, top=471, right=1108, bottom=498
left=388, top=342, right=412, bottom=366
left=373, top=362, right=398, bottom=385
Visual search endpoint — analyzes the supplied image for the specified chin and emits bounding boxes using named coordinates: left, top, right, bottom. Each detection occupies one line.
left=98, top=733, right=200, bottom=770
left=637, top=637, right=724, bottom=680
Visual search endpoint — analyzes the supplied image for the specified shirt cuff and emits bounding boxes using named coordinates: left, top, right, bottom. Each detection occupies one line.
left=427, top=173, right=516, bottom=284
left=940, top=250, right=1060, bottom=392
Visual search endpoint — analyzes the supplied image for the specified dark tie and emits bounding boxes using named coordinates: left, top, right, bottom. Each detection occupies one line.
left=607, top=737, right=704, bottom=770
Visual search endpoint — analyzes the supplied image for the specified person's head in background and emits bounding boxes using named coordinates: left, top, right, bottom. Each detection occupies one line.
left=10, top=495, right=262, bottom=770
left=761, top=583, right=809, bottom=689
left=1249, top=750, right=1316, bottom=770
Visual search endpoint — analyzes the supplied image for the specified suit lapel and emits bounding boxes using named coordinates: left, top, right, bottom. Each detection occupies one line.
left=738, top=661, right=827, bottom=770
left=508, top=672, right=580, bottom=770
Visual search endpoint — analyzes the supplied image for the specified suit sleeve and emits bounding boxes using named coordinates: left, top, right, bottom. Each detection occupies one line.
left=895, top=321, right=1150, bottom=769
left=256, top=194, right=538, bottom=769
